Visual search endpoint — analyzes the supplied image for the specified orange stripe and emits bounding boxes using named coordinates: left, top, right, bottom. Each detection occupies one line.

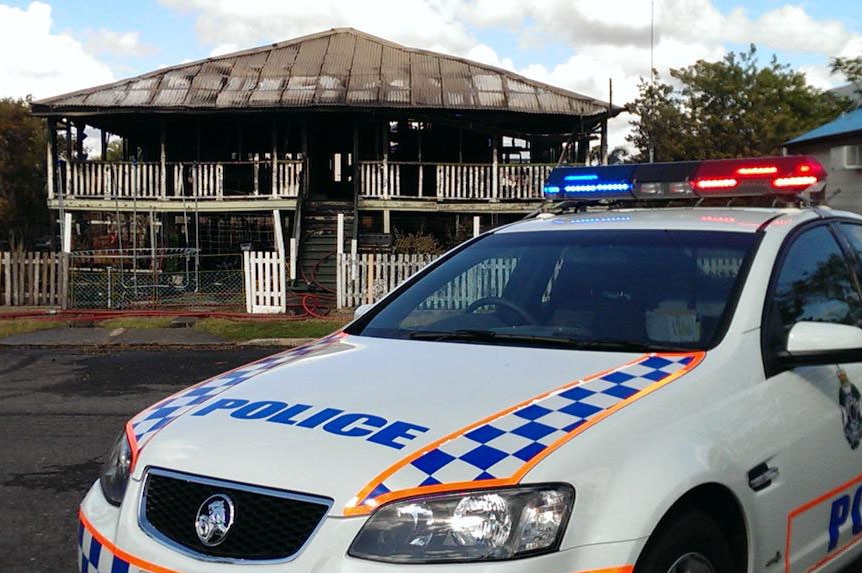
left=785, top=469, right=862, bottom=573
left=125, top=420, right=139, bottom=472
left=511, top=352, right=704, bottom=483
left=344, top=352, right=703, bottom=516
left=125, top=332, right=347, bottom=468
left=570, top=567, right=634, bottom=573
left=344, top=353, right=650, bottom=515
left=79, top=508, right=182, bottom=573
left=789, top=471, right=862, bottom=519
left=805, top=532, right=862, bottom=573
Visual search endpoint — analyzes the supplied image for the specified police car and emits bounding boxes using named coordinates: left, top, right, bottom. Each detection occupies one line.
left=81, top=155, right=862, bottom=573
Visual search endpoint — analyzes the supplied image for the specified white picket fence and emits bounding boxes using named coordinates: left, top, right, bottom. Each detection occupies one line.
left=338, top=253, right=437, bottom=308
left=337, top=253, right=519, bottom=309
left=421, top=258, right=517, bottom=310
left=1, top=251, right=66, bottom=306
left=243, top=251, right=287, bottom=313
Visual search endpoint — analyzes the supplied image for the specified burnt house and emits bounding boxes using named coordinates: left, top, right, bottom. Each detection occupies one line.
left=31, top=28, right=621, bottom=290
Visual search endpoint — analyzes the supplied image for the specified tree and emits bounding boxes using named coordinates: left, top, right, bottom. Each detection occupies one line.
left=831, top=53, right=862, bottom=102
left=607, top=146, right=633, bottom=165
left=0, top=97, right=50, bottom=245
left=627, top=46, right=849, bottom=162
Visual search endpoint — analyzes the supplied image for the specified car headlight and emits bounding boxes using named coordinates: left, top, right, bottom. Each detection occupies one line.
left=99, top=430, right=132, bottom=506
left=348, top=485, right=574, bottom=563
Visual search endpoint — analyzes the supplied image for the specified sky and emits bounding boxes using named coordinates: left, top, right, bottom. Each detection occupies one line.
left=1, top=0, right=860, bottom=150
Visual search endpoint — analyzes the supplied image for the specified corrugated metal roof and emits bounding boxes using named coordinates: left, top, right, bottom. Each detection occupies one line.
left=33, top=28, right=619, bottom=117
left=785, top=107, right=862, bottom=146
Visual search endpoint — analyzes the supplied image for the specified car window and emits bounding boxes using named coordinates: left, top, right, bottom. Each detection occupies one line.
left=351, top=230, right=758, bottom=351
left=839, top=223, right=862, bottom=273
left=765, top=225, right=862, bottom=354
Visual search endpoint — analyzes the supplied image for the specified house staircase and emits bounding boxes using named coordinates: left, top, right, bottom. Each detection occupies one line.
left=296, top=199, right=354, bottom=293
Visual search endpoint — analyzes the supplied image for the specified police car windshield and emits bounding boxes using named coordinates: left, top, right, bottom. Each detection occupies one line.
left=350, top=230, right=758, bottom=351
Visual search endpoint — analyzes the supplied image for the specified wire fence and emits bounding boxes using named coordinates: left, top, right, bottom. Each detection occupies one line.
left=67, top=252, right=245, bottom=309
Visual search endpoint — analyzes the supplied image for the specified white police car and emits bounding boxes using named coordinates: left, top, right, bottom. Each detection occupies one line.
left=81, top=155, right=862, bottom=573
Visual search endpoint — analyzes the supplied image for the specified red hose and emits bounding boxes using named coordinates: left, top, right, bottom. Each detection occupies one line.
left=0, top=308, right=339, bottom=322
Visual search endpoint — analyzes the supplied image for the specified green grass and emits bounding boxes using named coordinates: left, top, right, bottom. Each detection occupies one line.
left=97, top=316, right=175, bottom=330
left=0, top=315, right=349, bottom=343
left=194, top=318, right=346, bottom=342
left=0, top=319, right=62, bottom=339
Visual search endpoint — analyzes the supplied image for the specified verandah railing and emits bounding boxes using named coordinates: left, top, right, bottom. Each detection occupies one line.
left=57, top=160, right=303, bottom=200
left=358, top=161, right=555, bottom=200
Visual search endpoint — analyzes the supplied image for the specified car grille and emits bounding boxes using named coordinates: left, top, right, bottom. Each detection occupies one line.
left=141, top=468, right=332, bottom=562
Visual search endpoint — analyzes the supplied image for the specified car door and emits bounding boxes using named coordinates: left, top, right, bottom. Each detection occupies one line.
left=762, top=222, right=862, bottom=573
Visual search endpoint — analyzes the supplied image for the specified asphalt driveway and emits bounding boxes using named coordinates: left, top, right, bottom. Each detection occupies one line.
left=0, top=347, right=274, bottom=573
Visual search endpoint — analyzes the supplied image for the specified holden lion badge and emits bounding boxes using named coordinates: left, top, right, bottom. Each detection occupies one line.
left=838, top=368, right=862, bottom=450
left=195, top=494, right=235, bottom=546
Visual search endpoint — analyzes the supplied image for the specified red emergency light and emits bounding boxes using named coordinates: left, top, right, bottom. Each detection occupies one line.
left=691, top=156, right=825, bottom=196
left=544, top=155, right=826, bottom=201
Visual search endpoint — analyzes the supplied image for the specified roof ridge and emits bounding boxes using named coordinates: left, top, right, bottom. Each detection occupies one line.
left=31, top=27, right=621, bottom=117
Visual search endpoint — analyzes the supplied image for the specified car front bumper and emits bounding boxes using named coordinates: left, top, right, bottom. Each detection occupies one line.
left=78, top=481, right=642, bottom=573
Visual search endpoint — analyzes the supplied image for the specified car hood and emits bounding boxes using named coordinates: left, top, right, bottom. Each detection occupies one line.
left=130, top=333, right=702, bottom=515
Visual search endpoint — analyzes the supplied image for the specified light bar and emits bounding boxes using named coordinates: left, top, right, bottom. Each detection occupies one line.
left=694, top=178, right=738, bottom=190
left=543, top=165, right=638, bottom=200
left=691, top=155, right=825, bottom=196
left=542, top=155, right=825, bottom=201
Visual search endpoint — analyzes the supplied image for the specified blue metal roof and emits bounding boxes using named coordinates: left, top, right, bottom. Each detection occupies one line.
left=786, top=107, right=862, bottom=146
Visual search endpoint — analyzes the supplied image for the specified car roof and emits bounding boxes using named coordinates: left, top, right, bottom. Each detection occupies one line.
left=495, top=207, right=839, bottom=234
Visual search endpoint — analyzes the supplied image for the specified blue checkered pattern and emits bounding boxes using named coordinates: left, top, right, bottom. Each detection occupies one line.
left=130, top=333, right=345, bottom=450
left=78, top=518, right=134, bottom=573
left=359, top=353, right=697, bottom=507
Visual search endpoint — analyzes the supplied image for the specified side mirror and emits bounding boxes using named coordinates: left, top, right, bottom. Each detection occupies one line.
left=353, top=303, right=374, bottom=321
left=783, top=321, right=862, bottom=365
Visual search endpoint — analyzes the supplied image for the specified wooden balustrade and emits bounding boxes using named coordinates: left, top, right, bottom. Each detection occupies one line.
left=60, top=160, right=550, bottom=202
left=275, top=161, right=302, bottom=197
left=359, top=162, right=401, bottom=198
left=436, top=163, right=494, bottom=200
left=60, top=160, right=303, bottom=200
left=358, top=161, right=554, bottom=201
left=497, top=164, right=555, bottom=200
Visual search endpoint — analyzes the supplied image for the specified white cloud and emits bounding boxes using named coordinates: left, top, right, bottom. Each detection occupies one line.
left=0, top=2, right=113, bottom=99
left=84, top=29, right=155, bottom=57
left=154, top=0, right=862, bottom=151
left=800, top=65, right=840, bottom=91
left=159, top=0, right=475, bottom=57
left=465, top=44, right=515, bottom=71
left=209, top=43, right=239, bottom=57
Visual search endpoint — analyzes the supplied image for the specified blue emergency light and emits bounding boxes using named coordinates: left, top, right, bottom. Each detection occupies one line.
left=543, top=156, right=826, bottom=201
left=543, top=165, right=637, bottom=200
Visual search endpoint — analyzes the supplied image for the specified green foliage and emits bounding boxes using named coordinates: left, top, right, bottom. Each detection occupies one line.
left=104, top=139, right=124, bottom=161
left=831, top=53, right=862, bottom=102
left=608, top=146, right=633, bottom=165
left=627, top=46, right=849, bottom=161
left=0, top=97, right=49, bottom=244
left=393, top=228, right=443, bottom=255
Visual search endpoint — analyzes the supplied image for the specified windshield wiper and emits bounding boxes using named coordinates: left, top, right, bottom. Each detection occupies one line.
left=566, top=339, right=692, bottom=353
left=408, top=329, right=579, bottom=346
left=407, top=330, right=692, bottom=352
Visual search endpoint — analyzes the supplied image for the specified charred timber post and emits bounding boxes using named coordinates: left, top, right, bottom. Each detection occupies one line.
left=382, top=122, right=389, bottom=199
left=417, top=126, right=423, bottom=197
left=46, top=119, right=55, bottom=200
left=75, top=122, right=84, bottom=160
left=352, top=121, right=360, bottom=239
left=492, top=136, right=499, bottom=201
left=65, top=120, right=72, bottom=160
left=271, top=123, right=278, bottom=197
left=159, top=122, right=167, bottom=199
